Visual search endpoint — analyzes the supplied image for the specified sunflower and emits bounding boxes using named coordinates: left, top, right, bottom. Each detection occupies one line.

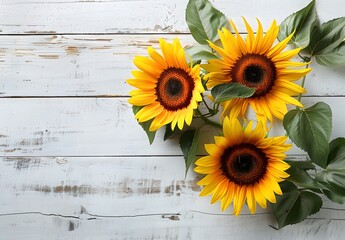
left=194, top=117, right=291, bottom=215
left=203, top=18, right=311, bottom=124
left=127, top=38, right=204, bottom=131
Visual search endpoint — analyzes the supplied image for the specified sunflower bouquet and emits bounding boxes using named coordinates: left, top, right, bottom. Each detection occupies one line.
left=127, top=0, right=345, bottom=228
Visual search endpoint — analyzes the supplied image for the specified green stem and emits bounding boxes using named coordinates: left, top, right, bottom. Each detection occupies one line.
left=195, top=109, right=222, bottom=129
left=201, top=94, right=212, bottom=112
left=201, top=115, right=223, bottom=129
left=213, top=102, right=220, bottom=114
left=297, top=63, right=310, bottom=103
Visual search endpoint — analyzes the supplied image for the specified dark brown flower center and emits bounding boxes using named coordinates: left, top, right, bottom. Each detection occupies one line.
left=221, top=143, right=267, bottom=185
left=155, top=67, right=195, bottom=111
left=231, top=54, right=276, bottom=97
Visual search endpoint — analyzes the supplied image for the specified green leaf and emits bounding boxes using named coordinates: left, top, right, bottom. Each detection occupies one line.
left=278, top=0, right=317, bottom=49
left=132, top=106, right=156, bottom=144
left=186, top=0, right=227, bottom=45
left=179, top=129, right=200, bottom=174
left=286, top=165, right=325, bottom=192
left=306, top=17, right=345, bottom=56
left=283, top=102, right=332, bottom=168
left=328, top=137, right=345, bottom=165
left=323, top=189, right=345, bottom=204
left=315, top=41, right=345, bottom=67
left=164, top=124, right=174, bottom=141
left=211, top=83, right=255, bottom=103
left=316, top=173, right=345, bottom=202
left=316, top=138, right=345, bottom=197
left=273, top=181, right=323, bottom=229
left=185, top=45, right=219, bottom=63
left=285, top=160, right=315, bottom=170
left=164, top=124, right=183, bottom=141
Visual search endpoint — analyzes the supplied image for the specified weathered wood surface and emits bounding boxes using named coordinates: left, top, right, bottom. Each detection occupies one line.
left=1, top=0, right=345, bottom=239
left=0, top=0, right=344, bottom=34
left=1, top=97, right=345, bottom=157
left=0, top=34, right=345, bottom=97
left=1, top=156, right=345, bottom=239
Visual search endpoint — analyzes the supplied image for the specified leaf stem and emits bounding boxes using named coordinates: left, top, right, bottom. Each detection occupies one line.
left=201, top=94, right=212, bottom=112
left=201, top=115, right=223, bottom=129
left=297, top=63, right=310, bottom=103
left=195, top=109, right=222, bottom=129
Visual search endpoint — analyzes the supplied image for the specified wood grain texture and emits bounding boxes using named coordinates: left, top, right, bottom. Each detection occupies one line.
left=0, top=0, right=344, bottom=34
left=0, top=97, right=345, bottom=157
left=1, top=156, right=345, bottom=240
left=1, top=0, right=345, bottom=238
left=1, top=34, right=345, bottom=97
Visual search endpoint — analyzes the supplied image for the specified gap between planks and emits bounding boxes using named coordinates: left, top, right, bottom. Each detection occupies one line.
left=1, top=95, right=345, bottom=99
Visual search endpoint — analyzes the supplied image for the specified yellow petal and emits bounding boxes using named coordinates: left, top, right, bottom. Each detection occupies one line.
left=199, top=175, right=225, bottom=196
left=221, top=181, right=235, bottom=211
left=184, top=107, right=194, bottom=126
left=253, top=18, right=264, bottom=54
left=267, top=31, right=294, bottom=58
left=202, top=59, right=231, bottom=72
left=135, top=102, right=162, bottom=122
left=271, top=91, right=303, bottom=108
left=149, top=110, right=168, bottom=131
left=259, top=97, right=274, bottom=123
left=246, top=186, right=257, bottom=214
left=270, top=136, right=289, bottom=145
left=156, top=110, right=176, bottom=130
left=253, top=183, right=267, bottom=208
left=265, top=93, right=288, bottom=119
left=258, top=179, right=276, bottom=203
left=134, top=56, right=162, bottom=78
left=272, top=48, right=301, bottom=62
left=171, top=109, right=180, bottom=130
left=274, top=80, right=306, bottom=94
left=177, top=47, right=189, bottom=70
left=173, top=38, right=189, bottom=70
left=268, top=161, right=290, bottom=171
left=131, top=70, right=157, bottom=82
left=148, top=46, right=167, bottom=69
left=193, top=90, right=203, bottom=102
left=194, top=164, right=220, bottom=174
left=177, top=108, right=187, bottom=130
left=233, top=185, right=247, bottom=216
left=195, top=155, right=220, bottom=167
left=211, top=179, right=229, bottom=204
left=126, top=78, right=156, bottom=90
left=128, top=94, right=156, bottom=106
left=243, top=17, right=255, bottom=53
left=221, top=27, right=242, bottom=57
left=243, top=121, right=254, bottom=137
left=205, top=143, right=222, bottom=157
left=261, top=20, right=279, bottom=54
left=159, top=38, right=178, bottom=67
left=264, top=174, right=283, bottom=195
left=275, top=60, right=310, bottom=68
left=226, top=99, right=248, bottom=121
left=214, top=136, right=228, bottom=148
left=230, top=19, right=248, bottom=55
left=197, top=170, right=223, bottom=185
left=223, top=117, right=243, bottom=142
left=267, top=165, right=290, bottom=179
left=278, top=68, right=312, bottom=81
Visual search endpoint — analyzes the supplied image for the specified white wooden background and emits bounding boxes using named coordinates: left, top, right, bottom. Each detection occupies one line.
left=1, top=0, right=345, bottom=239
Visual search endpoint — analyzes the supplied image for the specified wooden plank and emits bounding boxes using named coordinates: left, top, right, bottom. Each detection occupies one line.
left=0, top=34, right=344, bottom=97
left=1, top=213, right=345, bottom=240
left=0, top=0, right=344, bottom=34
left=1, top=156, right=344, bottom=239
left=0, top=97, right=344, bottom=157
left=1, top=0, right=344, bottom=238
